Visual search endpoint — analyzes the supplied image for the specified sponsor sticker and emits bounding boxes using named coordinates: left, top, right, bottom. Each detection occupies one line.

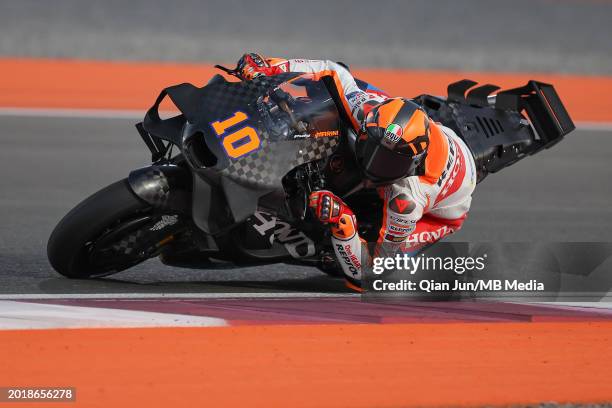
left=335, top=243, right=360, bottom=277
left=347, top=91, right=368, bottom=109
left=150, top=215, right=179, bottom=231
left=389, top=194, right=415, bottom=214
left=384, top=123, right=403, bottom=145
left=389, top=224, right=414, bottom=234
left=389, top=214, right=416, bottom=225
left=385, top=234, right=407, bottom=243
left=314, top=130, right=339, bottom=137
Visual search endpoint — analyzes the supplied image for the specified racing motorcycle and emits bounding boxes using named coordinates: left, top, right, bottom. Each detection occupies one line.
left=47, top=66, right=575, bottom=279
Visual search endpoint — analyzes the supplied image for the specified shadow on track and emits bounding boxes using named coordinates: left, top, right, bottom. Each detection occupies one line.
left=34, top=274, right=350, bottom=296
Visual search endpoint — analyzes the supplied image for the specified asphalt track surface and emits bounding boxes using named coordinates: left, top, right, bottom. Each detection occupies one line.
left=0, top=114, right=610, bottom=295
left=1, top=0, right=612, bottom=74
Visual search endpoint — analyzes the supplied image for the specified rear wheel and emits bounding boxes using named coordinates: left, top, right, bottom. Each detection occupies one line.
left=47, top=179, right=184, bottom=278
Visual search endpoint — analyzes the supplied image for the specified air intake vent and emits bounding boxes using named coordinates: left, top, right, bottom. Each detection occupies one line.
left=185, top=132, right=217, bottom=168
left=476, top=116, right=504, bottom=138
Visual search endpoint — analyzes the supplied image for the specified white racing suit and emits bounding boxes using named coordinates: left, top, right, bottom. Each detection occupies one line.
left=265, top=57, right=477, bottom=284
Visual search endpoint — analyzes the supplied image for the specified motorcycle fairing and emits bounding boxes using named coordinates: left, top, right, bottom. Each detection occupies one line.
left=139, top=72, right=342, bottom=230
left=415, top=79, right=575, bottom=183
left=189, top=73, right=340, bottom=190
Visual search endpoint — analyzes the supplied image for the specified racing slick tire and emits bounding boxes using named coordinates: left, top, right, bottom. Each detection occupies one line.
left=47, top=179, right=159, bottom=279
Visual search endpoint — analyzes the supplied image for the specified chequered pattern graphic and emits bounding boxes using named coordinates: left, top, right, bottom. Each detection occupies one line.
left=191, top=73, right=340, bottom=188
left=112, top=230, right=144, bottom=255
left=132, top=168, right=171, bottom=207
left=296, top=137, right=339, bottom=163
left=200, top=73, right=300, bottom=118
left=221, top=136, right=338, bottom=187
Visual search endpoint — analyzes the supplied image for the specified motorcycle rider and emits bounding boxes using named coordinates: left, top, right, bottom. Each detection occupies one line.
left=236, top=53, right=477, bottom=290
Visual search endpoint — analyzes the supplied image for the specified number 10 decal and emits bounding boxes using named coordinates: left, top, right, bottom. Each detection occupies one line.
left=211, top=111, right=261, bottom=159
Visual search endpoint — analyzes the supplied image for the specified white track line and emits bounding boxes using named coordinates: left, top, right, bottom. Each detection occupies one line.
left=0, top=300, right=227, bottom=330
left=0, top=107, right=611, bottom=132
left=533, top=301, right=612, bottom=310
left=0, top=292, right=358, bottom=300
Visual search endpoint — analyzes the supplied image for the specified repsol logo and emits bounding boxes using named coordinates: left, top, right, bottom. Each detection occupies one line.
left=335, top=243, right=359, bottom=277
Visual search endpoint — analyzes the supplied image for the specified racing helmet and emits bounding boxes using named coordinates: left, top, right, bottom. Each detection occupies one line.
left=355, top=98, right=430, bottom=183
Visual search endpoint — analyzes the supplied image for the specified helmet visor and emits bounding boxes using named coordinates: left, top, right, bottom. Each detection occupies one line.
left=358, top=139, right=425, bottom=182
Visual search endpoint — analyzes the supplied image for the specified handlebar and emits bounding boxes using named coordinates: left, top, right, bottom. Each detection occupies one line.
left=214, top=65, right=308, bottom=133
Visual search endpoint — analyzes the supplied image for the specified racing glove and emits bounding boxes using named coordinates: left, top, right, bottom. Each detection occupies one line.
left=236, top=53, right=283, bottom=80
left=308, top=190, right=357, bottom=241
left=309, top=190, right=364, bottom=292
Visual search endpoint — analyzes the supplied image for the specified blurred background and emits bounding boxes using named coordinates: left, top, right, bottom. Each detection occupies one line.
left=2, top=0, right=611, bottom=74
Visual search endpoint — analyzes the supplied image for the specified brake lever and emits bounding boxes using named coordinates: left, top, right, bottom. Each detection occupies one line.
left=293, top=162, right=325, bottom=221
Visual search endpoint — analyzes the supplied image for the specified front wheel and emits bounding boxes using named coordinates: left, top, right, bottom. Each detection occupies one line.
left=47, top=179, right=185, bottom=278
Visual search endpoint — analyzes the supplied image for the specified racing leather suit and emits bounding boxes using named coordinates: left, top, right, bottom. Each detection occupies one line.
left=261, top=57, right=477, bottom=285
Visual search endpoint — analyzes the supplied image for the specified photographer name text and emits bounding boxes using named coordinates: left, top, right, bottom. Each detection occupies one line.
left=372, top=279, right=545, bottom=292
